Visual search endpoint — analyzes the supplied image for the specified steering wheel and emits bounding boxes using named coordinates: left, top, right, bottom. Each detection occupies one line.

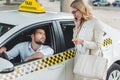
left=0, top=52, right=9, bottom=60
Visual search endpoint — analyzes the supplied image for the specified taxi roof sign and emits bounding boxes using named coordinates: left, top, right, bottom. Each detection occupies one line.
left=18, top=0, right=46, bottom=13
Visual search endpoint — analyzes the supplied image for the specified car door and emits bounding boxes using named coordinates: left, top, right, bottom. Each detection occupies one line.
left=56, top=20, right=75, bottom=80
left=0, top=21, right=65, bottom=80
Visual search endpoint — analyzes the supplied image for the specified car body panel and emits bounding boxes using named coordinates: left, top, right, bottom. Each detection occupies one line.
left=0, top=10, right=73, bottom=46
left=0, top=10, right=75, bottom=80
left=0, top=10, right=73, bottom=25
left=64, top=58, right=74, bottom=80
left=0, top=10, right=120, bottom=80
left=101, top=21, right=120, bottom=68
left=0, top=49, right=75, bottom=80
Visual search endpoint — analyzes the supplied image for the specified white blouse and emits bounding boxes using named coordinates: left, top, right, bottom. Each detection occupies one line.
left=74, top=17, right=104, bottom=56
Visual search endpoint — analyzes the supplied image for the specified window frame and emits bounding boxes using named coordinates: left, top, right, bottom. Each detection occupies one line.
left=0, top=21, right=61, bottom=65
left=0, top=23, right=15, bottom=37
left=55, top=20, right=75, bottom=52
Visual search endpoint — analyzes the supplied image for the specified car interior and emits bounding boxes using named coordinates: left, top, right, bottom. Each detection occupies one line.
left=60, top=22, right=75, bottom=49
left=0, top=23, right=15, bottom=37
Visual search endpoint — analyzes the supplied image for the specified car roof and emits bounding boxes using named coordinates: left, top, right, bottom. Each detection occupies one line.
left=0, top=10, right=74, bottom=25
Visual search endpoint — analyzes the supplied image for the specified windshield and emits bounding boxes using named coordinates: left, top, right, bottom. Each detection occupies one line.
left=0, top=23, right=15, bottom=37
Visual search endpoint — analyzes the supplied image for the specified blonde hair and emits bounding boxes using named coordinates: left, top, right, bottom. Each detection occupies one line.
left=70, top=0, right=93, bottom=37
left=70, top=0, right=93, bottom=20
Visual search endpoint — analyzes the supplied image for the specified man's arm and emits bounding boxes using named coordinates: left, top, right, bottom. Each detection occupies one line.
left=24, top=46, right=54, bottom=62
left=24, top=52, right=44, bottom=61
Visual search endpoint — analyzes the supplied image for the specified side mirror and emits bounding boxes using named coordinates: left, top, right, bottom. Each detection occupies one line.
left=0, top=58, right=14, bottom=73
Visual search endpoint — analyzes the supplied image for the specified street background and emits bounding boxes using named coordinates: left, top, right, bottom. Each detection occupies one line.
left=0, top=0, right=120, bottom=30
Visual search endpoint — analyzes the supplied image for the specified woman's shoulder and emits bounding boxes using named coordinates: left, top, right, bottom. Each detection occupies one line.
left=84, top=17, right=98, bottom=25
left=90, top=17, right=99, bottom=23
left=91, top=17, right=105, bottom=29
left=89, top=17, right=104, bottom=26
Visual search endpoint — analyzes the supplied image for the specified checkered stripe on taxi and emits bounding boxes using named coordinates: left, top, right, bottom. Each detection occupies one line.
left=102, top=38, right=112, bottom=46
left=0, top=49, right=75, bottom=80
left=63, top=49, right=75, bottom=60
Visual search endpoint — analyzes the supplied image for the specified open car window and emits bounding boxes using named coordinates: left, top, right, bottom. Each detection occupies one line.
left=4, top=23, right=55, bottom=65
left=0, top=23, right=15, bottom=37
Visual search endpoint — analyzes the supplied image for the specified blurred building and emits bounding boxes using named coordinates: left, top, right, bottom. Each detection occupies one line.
left=108, top=0, right=115, bottom=3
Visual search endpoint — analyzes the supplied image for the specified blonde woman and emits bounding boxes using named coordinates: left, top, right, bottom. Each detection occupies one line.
left=70, top=0, right=104, bottom=80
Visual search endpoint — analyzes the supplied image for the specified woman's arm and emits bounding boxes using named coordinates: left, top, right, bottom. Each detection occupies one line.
left=83, top=20, right=104, bottom=49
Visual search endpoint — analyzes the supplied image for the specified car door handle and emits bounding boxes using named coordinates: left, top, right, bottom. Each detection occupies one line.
left=47, top=63, right=65, bottom=70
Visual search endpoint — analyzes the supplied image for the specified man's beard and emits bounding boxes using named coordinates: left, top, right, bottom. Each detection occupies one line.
left=35, top=41, right=44, bottom=45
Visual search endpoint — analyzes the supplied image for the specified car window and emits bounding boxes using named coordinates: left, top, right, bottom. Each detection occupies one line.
left=0, top=23, right=15, bottom=37
left=4, top=23, right=55, bottom=64
left=60, top=21, right=75, bottom=49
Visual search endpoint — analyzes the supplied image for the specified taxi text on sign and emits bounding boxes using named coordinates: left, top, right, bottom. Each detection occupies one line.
left=18, top=0, right=46, bottom=13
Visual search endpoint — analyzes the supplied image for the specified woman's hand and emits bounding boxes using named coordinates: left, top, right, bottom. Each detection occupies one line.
left=72, top=38, right=84, bottom=45
left=74, top=17, right=81, bottom=28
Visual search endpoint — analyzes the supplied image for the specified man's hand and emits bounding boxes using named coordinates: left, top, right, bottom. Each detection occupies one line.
left=0, top=47, right=7, bottom=55
left=24, top=52, right=44, bottom=62
left=24, top=57, right=31, bottom=62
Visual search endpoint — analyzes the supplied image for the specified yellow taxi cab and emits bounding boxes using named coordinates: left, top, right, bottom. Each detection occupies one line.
left=0, top=0, right=120, bottom=80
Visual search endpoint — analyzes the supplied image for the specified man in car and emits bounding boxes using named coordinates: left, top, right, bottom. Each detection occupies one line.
left=0, top=27, right=54, bottom=62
